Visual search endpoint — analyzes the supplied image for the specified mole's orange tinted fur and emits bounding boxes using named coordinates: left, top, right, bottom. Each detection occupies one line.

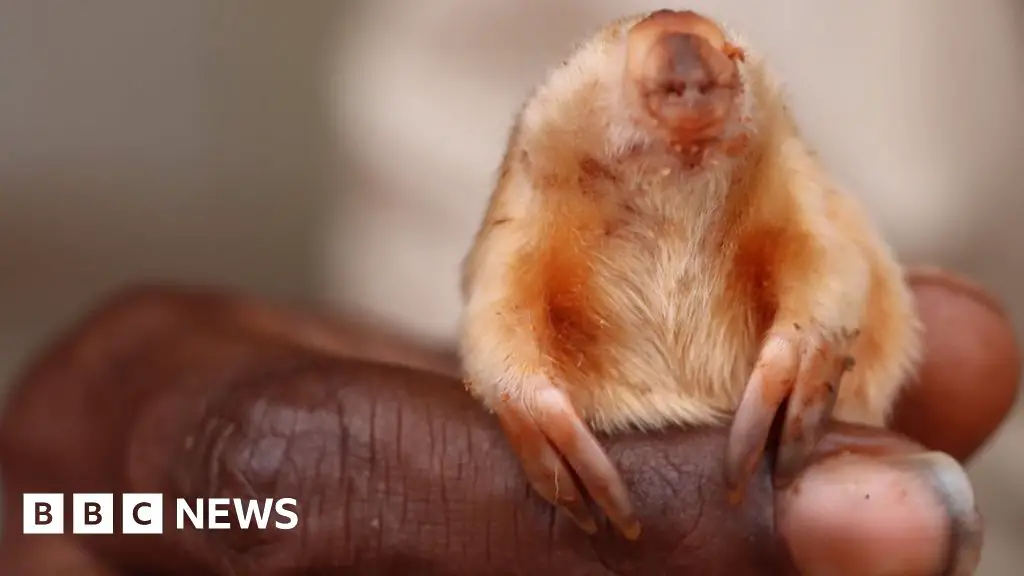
left=459, top=9, right=922, bottom=539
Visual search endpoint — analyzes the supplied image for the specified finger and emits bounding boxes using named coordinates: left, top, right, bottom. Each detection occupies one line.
left=778, top=448, right=982, bottom=576
left=495, top=400, right=598, bottom=534
left=0, top=535, right=120, bottom=576
left=725, top=332, right=800, bottom=500
left=533, top=387, right=641, bottom=540
left=774, top=344, right=845, bottom=487
left=894, top=267, right=1021, bottom=462
left=809, top=421, right=925, bottom=460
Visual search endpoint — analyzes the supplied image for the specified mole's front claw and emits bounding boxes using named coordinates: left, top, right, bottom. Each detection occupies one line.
left=726, top=324, right=853, bottom=499
left=495, top=381, right=640, bottom=540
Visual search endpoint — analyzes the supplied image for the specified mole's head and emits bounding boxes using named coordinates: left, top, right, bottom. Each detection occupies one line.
left=621, top=10, right=750, bottom=161
left=519, top=10, right=758, bottom=172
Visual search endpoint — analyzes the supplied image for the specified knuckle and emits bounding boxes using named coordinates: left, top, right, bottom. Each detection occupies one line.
left=172, top=364, right=342, bottom=570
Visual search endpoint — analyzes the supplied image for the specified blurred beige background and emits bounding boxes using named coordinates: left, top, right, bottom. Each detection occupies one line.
left=1, top=0, right=1021, bottom=573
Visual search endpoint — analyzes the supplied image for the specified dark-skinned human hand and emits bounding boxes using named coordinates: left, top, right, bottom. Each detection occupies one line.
left=0, top=267, right=1018, bottom=576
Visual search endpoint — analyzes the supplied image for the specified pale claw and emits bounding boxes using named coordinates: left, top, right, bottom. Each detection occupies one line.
left=774, top=334, right=851, bottom=487
left=495, top=384, right=641, bottom=539
left=726, top=324, right=852, bottom=499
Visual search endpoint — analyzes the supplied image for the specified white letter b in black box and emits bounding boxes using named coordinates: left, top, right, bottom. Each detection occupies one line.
left=22, top=494, right=64, bottom=534
left=73, top=493, right=114, bottom=534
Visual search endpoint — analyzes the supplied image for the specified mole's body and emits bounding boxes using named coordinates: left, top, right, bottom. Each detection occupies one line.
left=458, top=10, right=922, bottom=538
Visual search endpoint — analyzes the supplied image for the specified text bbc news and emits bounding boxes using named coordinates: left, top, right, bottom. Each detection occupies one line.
left=22, top=493, right=299, bottom=534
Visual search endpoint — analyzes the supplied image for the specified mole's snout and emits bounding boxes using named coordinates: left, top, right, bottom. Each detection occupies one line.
left=626, top=10, right=744, bottom=145
left=652, top=32, right=728, bottom=94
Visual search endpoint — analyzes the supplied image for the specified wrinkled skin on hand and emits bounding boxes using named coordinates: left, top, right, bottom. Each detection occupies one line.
left=0, top=268, right=1019, bottom=575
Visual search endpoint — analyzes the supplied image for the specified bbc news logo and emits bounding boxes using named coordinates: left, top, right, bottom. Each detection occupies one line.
left=22, top=493, right=299, bottom=535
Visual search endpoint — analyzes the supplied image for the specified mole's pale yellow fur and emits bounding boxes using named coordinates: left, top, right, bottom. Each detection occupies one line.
left=459, top=13, right=922, bottom=434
